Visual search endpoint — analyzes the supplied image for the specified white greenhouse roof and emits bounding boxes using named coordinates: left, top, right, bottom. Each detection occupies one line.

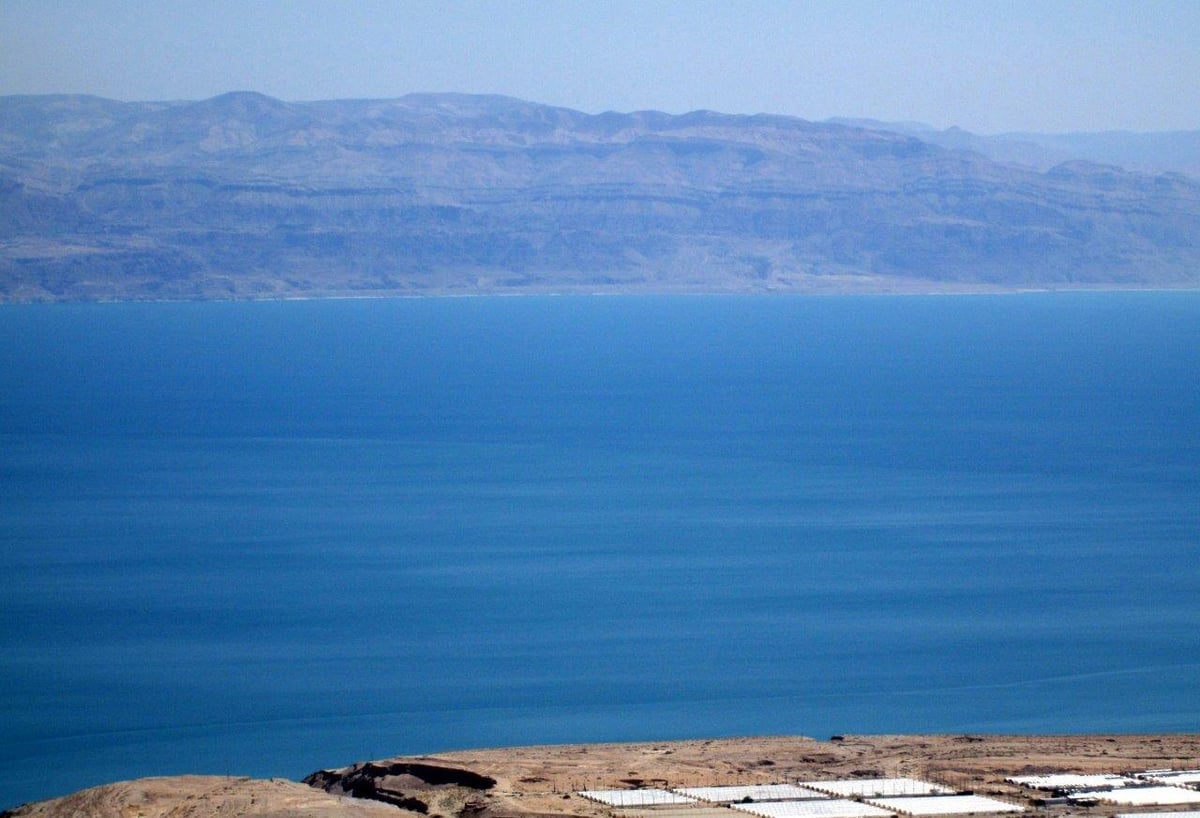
left=867, top=795, right=1023, bottom=815
left=1006, top=773, right=1133, bottom=791
left=1118, top=812, right=1200, bottom=818
left=806, top=779, right=955, bottom=798
left=731, top=798, right=895, bottom=818
left=624, top=810, right=735, bottom=818
left=579, top=789, right=698, bottom=807
left=1083, top=786, right=1200, bottom=806
left=676, top=785, right=827, bottom=803
left=1138, top=771, right=1200, bottom=787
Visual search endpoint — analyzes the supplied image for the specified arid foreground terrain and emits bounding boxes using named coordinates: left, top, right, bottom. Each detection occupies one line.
left=6, top=734, right=1199, bottom=818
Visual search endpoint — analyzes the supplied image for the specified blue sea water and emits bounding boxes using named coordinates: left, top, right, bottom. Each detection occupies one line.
left=1, top=293, right=1198, bottom=807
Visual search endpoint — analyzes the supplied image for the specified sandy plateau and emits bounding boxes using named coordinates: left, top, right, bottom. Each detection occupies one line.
left=5, top=735, right=1199, bottom=818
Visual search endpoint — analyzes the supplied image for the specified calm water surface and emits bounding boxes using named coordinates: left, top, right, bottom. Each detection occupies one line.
left=1, top=293, right=1198, bottom=807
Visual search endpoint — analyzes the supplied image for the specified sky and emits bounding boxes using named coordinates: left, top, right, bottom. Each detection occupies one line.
left=1, top=0, right=1199, bottom=134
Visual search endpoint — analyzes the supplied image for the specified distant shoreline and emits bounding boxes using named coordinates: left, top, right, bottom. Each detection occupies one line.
left=4, top=281, right=1200, bottom=307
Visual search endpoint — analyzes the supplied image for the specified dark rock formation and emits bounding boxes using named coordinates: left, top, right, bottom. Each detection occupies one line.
left=304, top=761, right=496, bottom=813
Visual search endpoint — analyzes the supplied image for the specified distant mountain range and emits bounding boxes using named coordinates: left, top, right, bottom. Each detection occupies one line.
left=827, top=117, right=1200, bottom=178
left=2, top=92, right=1199, bottom=301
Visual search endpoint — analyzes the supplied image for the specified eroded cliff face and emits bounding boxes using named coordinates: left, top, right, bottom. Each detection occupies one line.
left=2, top=92, right=1199, bottom=301
left=303, top=762, right=497, bottom=813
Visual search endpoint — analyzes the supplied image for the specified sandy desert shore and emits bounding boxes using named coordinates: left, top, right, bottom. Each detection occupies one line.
left=6, top=734, right=1199, bottom=818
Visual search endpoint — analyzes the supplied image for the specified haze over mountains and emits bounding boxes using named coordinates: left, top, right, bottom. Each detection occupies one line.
left=2, top=92, right=1199, bottom=301
left=828, top=117, right=1200, bottom=179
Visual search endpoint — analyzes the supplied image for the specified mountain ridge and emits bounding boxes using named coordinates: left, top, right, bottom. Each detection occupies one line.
left=827, top=116, right=1200, bottom=178
left=2, top=92, right=1199, bottom=301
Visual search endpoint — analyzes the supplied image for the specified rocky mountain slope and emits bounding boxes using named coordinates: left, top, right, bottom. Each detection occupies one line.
left=2, top=92, right=1199, bottom=301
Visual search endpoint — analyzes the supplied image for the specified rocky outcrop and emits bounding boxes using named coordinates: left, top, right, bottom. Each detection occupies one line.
left=304, top=762, right=497, bottom=813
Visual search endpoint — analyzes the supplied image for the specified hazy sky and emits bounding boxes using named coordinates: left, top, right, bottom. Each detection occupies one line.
left=2, top=0, right=1198, bottom=134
